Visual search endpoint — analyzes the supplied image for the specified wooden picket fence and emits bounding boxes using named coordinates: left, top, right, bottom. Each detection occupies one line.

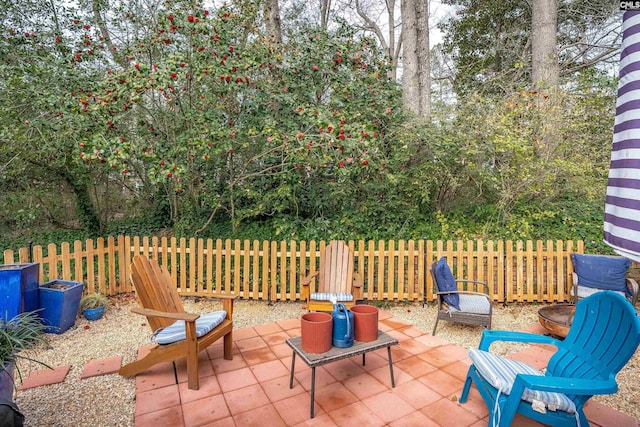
left=1, top=236, right=586, bottom=303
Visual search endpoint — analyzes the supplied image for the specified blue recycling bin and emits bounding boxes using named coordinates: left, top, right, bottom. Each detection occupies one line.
left=0, top=263, right=40, bottom=321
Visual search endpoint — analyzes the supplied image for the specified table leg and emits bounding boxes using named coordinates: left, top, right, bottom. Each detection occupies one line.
left=310, top=367, right=316, bottom=418
left=362, top=353, right=366, bottom=366
left=387, top=346, right=395, bottom=387
left=289, top=352, right=296, bottom=389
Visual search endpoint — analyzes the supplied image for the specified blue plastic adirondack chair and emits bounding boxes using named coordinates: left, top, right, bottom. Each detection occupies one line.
left=460, top=291, right=640, bottom=427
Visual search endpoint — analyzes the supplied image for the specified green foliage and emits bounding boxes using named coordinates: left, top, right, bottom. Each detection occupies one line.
left=0, top=311, right=49, bottom=368
left=440, top=0, right=531, bottom=95
left=440, top=0, right=620, bottom=96
left=63, top=2, right=401, bottom=235
left=0, top=0, right=624, bottom=255
left=79, top=293, right=109, bottom=311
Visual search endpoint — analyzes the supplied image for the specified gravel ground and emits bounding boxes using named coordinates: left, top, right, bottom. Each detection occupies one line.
left=12, top=295, right=640, bottom=426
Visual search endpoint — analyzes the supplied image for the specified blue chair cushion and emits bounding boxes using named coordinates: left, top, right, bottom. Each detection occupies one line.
left=435, top=257, right=460, bottom=310
left=468, top=349, right=576, bottom=414
left=310, top=292, right=353, bottom=302
left=152, top=310, right=227, bottom=345
left=571, top=254, right=630, bottom=296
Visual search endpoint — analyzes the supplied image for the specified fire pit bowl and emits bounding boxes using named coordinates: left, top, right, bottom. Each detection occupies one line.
left=538, top=304, right=576, bottom=338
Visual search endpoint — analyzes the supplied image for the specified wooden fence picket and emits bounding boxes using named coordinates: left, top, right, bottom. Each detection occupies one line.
left=1, top=236, right=614, bottom=303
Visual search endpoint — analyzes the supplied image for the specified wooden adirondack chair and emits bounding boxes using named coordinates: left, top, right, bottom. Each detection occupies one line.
left=119, top=255, right=235, bottom=390
left=300, top=241, right=363, bottom=312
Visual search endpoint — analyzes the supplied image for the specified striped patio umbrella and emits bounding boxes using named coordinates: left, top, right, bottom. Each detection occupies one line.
left=604, top=11, right=640, bottom=262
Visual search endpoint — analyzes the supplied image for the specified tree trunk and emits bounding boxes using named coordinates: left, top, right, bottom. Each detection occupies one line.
left=65, top=172, right=103, bottom=234
left=91, top=0, right=128, bottom=69
left=321, top=0, right=331, bottom=29
left=531, top=0, right=560, bottom=173
left=263, top=0, right=282, bottom=43
left=401, top=0, right=430, bottom=118
left=354, top=0, right=398, bottom=80
left=531, top=0, right=558, bottom=90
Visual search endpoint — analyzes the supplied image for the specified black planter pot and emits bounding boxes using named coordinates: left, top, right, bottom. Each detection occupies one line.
left=0, top=362, right=15, bottom=402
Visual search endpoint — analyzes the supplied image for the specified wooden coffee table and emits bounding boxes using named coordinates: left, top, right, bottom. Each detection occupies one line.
left=285, top=331, right=398, bottom=418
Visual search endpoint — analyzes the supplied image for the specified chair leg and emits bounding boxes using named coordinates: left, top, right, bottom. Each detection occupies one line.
left=186, top=357, right=199, bottom=390
left=186, top=323, right=200, bottom=390
left=119, top=348, right=169, bottom=377
left=459, top=368, right=474, bottom=403
left=223, top=331, right=233, bottom=360
left=432, top=316, right=440, bottom=335
left=498, top=382, right=523, bottom=427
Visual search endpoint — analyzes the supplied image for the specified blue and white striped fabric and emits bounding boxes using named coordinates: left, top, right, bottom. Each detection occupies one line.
left=310, top=292, right=353, bottom=301
left=152, top=311, right=227, bottom=345
left=447, top=295, right=491, bottom=314
left=604, top=11, right=640, bottom=262
left=468, top=349, right=576, bottom=414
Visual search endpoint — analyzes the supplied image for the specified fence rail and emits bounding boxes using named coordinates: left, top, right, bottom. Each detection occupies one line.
left=1, top=236, right=589, bottom=303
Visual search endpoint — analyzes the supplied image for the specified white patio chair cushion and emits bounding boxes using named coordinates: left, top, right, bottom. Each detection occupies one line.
left=447, top=294, right=491, bottom=314
left=468, top=349, right=576, bottom=414
left=152, top=310, right=227, bottom=345
left=310, top=292, right=354, bottom=301
left=576, top=285, right=626, bottom=300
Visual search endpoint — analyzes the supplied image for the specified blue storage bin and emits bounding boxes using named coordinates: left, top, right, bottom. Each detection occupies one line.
left=0, top=263, right=39, bottom=321
left=38, top=280, right=84, bottom=334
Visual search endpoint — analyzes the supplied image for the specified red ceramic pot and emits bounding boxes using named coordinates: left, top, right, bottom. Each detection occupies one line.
left=351, top=305, right=379, bottom=342
left=301, top=312, right=333, bottom=353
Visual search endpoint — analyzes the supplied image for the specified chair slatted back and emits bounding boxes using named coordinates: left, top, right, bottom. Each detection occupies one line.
left=131, top=255, right=185, bottom=331
left=549, top=292, right=640, bottom=386
left=318, top=241, right=354, bottom=294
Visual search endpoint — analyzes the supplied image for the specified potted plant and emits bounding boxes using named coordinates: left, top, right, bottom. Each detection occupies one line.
left=78, top=293, right=109, bottom=321
left=0, top=310, right=49, bottom=402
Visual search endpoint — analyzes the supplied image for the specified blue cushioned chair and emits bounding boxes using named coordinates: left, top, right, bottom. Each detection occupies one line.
left=571, top=253, right=638, bottom=306
left=428, top=258, right=492, bottom=335
left=460, top=291, right=640, bottom=427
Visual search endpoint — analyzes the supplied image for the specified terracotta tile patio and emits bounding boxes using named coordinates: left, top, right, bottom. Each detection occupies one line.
left=127, top=310, right=639, bottom=427
left=18, top=309, right=638, bottom=426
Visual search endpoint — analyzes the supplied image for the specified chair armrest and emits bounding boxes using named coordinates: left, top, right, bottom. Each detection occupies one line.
left=436, top=290, right=489, bottom=298
left=352, top=272, right=363, bottom=300
left=479, top=330, right=561, bottom=351
left=455, top=279, right=487, bottom=285
left=301, top=272, right=319, bottom=286
left=131, top=307, right=200, bottom=322
left=627, top=278, right=639, bottom=306
left=513, top=374, right=617, bottom=396
left=572, top=272, right=579, bottom=303
left=435, top=290, right=492, bottom=307
left=353, top=272, right=363, bottom=288
left=455, top=279, right=490, bottom=295
left=572, top=273, right=638, bottom=306
left=300, top=272, right=319, bottom=300
left=210, top=294, right=235, bottom=320
left=210, top=294, right=237, bottom=300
